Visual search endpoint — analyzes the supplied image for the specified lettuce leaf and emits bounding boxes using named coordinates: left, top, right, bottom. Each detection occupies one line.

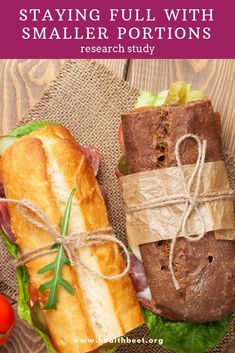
left=0, top=230, right=56, bottom=353
left=165, top=81, right=204, bottom=105
left=0, top=229, right=19, bottom=258
left=142, top=295, right=232, bottom=353
left=135, top=81, right=204, bottom=108
left=9, top=121, right=60, bottom=138
left=135, top=90, right=168, bottom=108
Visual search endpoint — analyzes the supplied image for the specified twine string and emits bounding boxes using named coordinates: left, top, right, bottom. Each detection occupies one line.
left=169, top=134, right=207, bottom=290
left=0, top=198, right=130, bottom=280
left=125, top=133, right=234, bottom=290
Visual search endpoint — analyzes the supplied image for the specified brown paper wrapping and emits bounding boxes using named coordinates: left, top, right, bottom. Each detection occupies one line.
left=120, top=160, right=235, bottom=247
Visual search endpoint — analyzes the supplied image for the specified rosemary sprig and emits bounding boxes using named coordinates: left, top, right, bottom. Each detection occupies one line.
left=38, top=189, right=76, bottom=310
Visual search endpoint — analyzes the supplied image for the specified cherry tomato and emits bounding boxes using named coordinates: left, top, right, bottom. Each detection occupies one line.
left=0, top=294, right=14, bottom=345
left=28, top=283, right=39, bottom=304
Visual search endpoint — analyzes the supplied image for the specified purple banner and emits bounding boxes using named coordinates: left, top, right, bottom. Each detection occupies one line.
left=0, top=0, right=234, bottom=58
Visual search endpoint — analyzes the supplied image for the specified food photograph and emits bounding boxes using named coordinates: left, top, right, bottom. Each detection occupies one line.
left=0, top=59, right=234, bottom=353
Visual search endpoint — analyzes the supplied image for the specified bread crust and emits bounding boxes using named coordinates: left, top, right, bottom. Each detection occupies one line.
left=1, top=125, right=143, bottom=352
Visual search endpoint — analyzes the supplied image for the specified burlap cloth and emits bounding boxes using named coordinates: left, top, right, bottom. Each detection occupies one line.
left=0, top=59, right=234, bottom=353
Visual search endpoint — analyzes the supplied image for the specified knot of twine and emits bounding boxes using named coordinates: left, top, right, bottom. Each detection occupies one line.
left=0, top=198, right=130, bottom=280
left=127, top=133, right=234, bottom=290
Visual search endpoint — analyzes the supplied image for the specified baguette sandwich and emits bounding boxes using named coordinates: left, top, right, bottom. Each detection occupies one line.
left=117, top=82, right=235, bottom=353
left=0, top=122, right=143, bottom=353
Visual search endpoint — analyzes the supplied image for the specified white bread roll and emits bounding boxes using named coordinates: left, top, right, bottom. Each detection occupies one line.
left=1, top=125, right=143, bottom=353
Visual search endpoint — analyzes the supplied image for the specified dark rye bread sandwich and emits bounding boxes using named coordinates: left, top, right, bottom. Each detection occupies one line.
left=116, top=82, right=235, bottom=353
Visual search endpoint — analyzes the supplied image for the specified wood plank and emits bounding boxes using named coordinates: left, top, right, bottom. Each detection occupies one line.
left=0, top=59, right=127, bottom=135
left=0, top=60, right=63, bottom=134
left=100, top=59, right=128, bottom=78
left=127, top=59, right=235, bottom=153
left=0, top=304, right=47, bottom=353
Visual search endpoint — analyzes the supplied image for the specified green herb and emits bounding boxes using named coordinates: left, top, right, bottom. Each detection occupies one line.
left=38, top=189, right=76, bottom=310
left=142, top=307, right=232, bottom=353
left=60, top=188, right=76, bottom=236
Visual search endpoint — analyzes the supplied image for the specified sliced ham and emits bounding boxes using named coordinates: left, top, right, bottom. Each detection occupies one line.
left=118, top=123, right=125, bottom=154
left=129, top=253, right=160, bottom=314
left=81, top=146, right=100, bottom=176
left=129, top=253, right=149, bottom=295
left=0, top=197, right=15, bottom=243
left=115, top=167, right=123, bottom=178
left=0, top=182, right=15, bottom=242
left=99, top=185, right=109, bottom=206
left=138, top=298, right=162, bottom=315
left=81, top=146, right=109, bottom=206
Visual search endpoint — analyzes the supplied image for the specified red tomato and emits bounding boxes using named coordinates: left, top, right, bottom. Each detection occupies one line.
left=118, top=123, right=125, bottom=153
left=49, top=337, right=58, bottom=350
left=0, top=294, right=14, bottom=345
left=28, top=283, right=39, bottom=304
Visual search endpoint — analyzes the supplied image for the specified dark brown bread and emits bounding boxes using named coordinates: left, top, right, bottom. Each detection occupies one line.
left=121, top=100, right=235, bottom=322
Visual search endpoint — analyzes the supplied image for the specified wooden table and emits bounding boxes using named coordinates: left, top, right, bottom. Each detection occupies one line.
left=0, top=59, right=234, bottom=353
